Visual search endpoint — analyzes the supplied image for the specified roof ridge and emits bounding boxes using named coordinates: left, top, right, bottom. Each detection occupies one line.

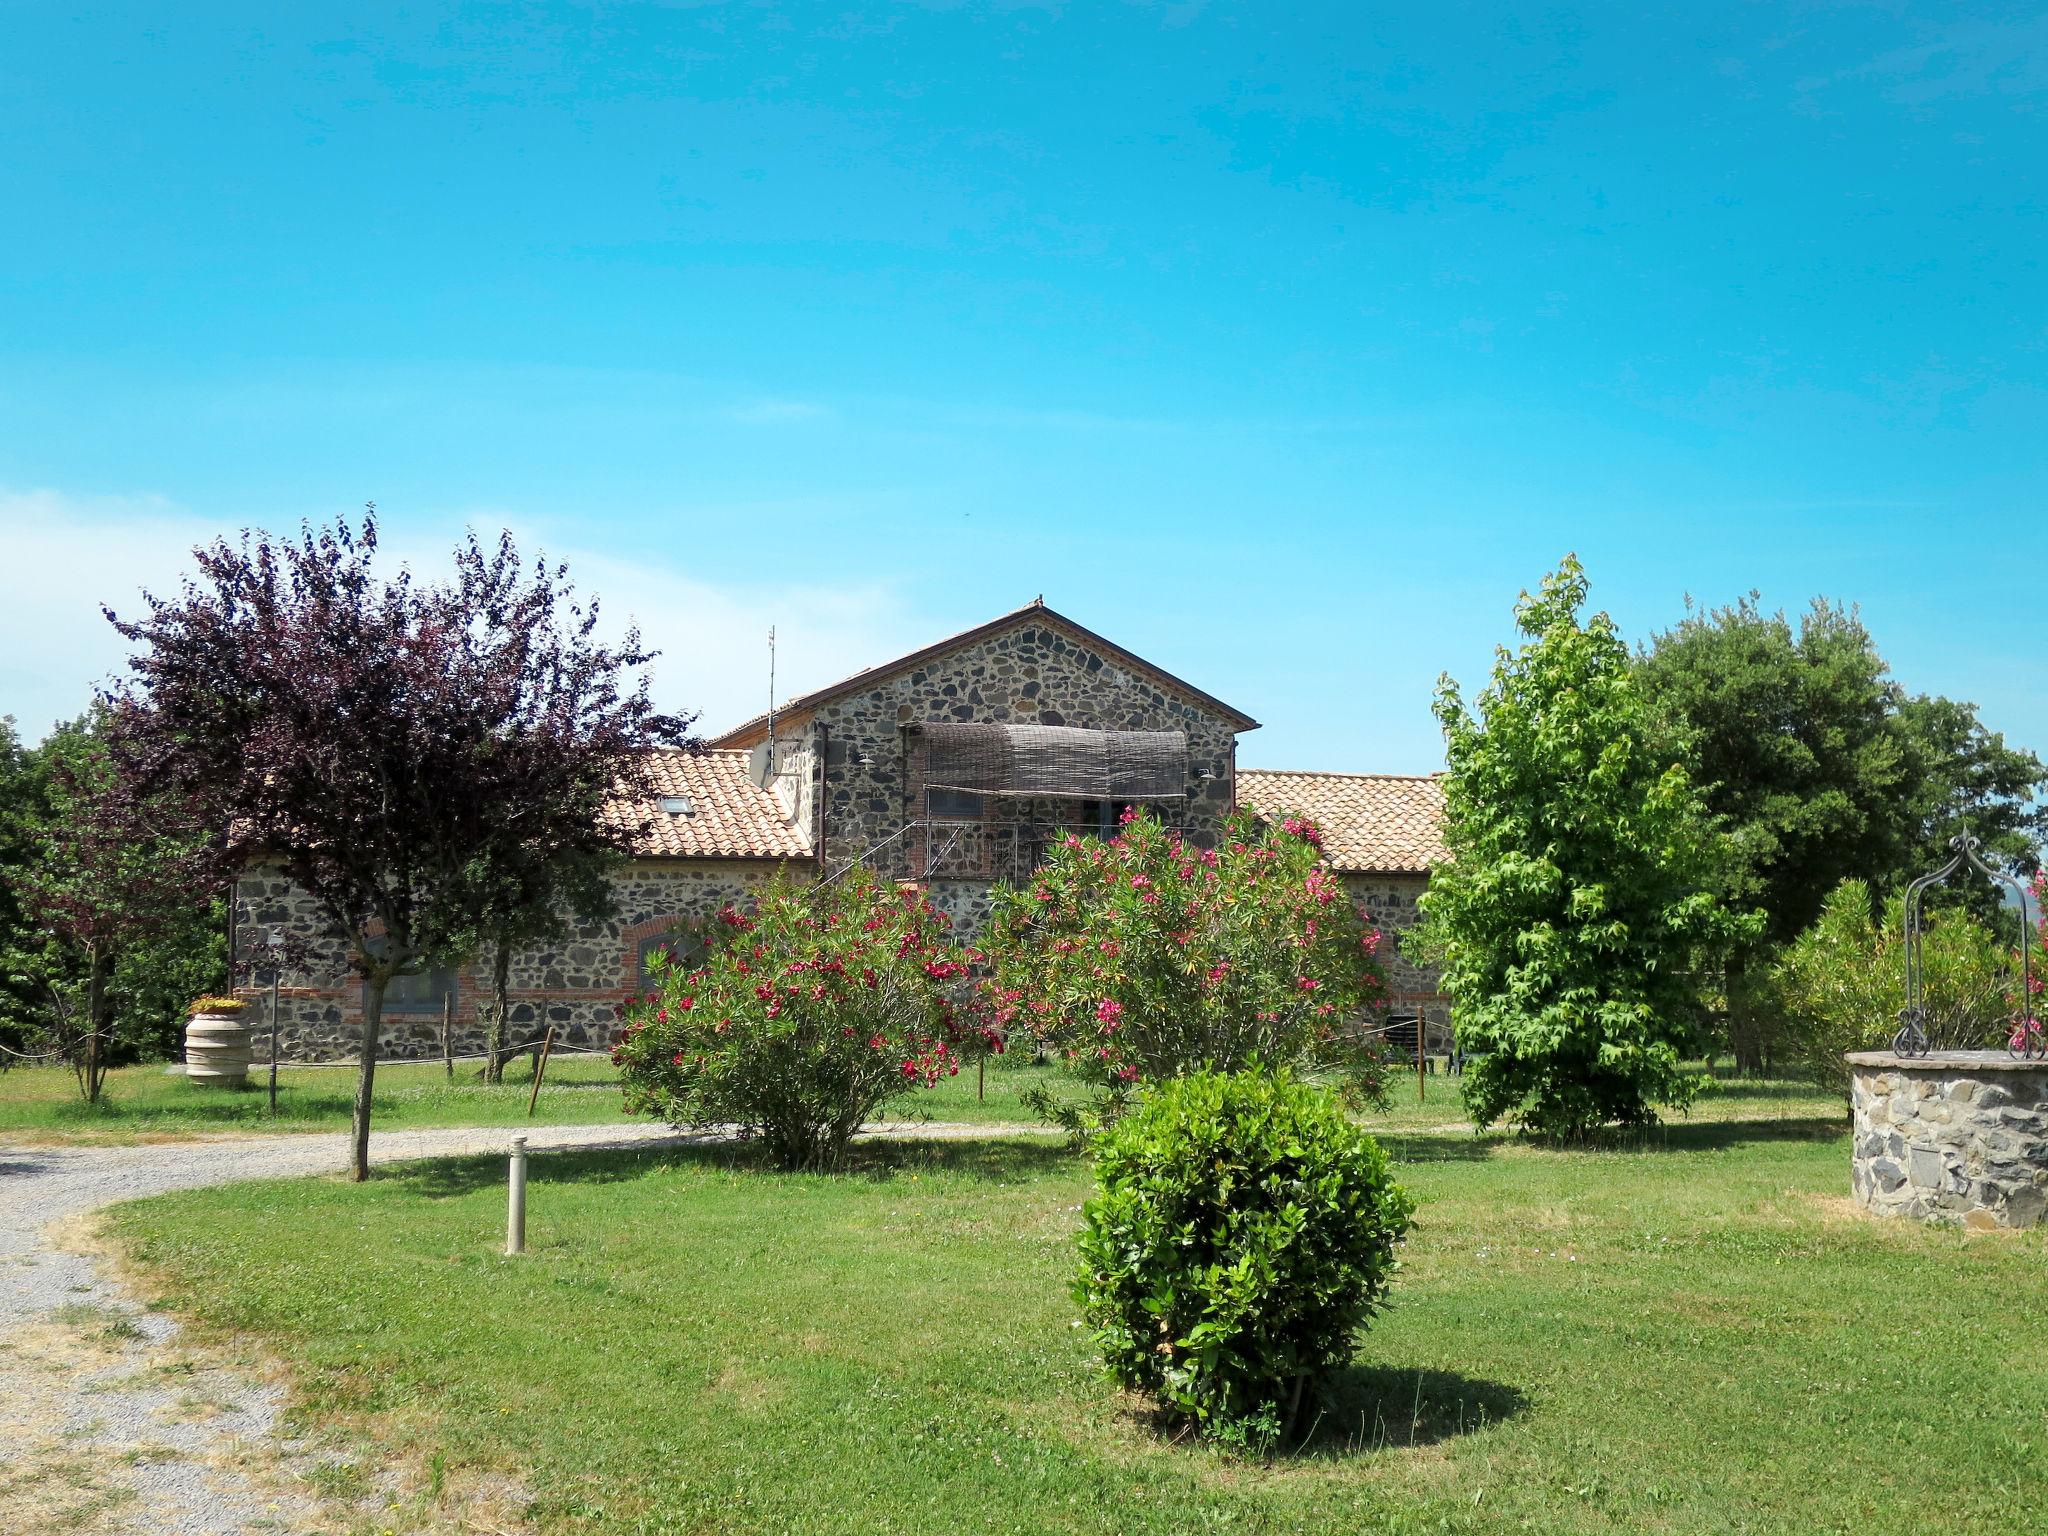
left=706, top=601, right=1259, bottom=744
left=1239, top=767, right=1444, bottom=782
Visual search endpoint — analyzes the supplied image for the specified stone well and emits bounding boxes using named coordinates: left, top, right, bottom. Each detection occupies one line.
left=1847, top=1051, right=2048, bottom=1230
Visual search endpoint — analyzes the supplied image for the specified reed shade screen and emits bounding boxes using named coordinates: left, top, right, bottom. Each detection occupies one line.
left=917, top=724, right=1189, bottom=801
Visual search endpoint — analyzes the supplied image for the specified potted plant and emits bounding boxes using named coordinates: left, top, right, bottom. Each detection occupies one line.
left=184, top=996, right=253, bottom=1086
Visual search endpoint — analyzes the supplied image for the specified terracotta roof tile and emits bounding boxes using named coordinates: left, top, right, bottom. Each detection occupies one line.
left=1237, top=769, right=1447, bottom=874
left=603, top=749, right=810, bottom=861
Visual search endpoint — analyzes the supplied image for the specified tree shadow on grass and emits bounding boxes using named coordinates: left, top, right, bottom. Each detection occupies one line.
left=390, top=1132, right=1079, bottom=1200
left=1288, top=1364, right=1529, bottom=1458
left=1374, top=1133, right=1503, bottom=1165
left=1595, top=1116, right=1847, bottom=1154
left=1388, top=1115, right=1848, bottom=1159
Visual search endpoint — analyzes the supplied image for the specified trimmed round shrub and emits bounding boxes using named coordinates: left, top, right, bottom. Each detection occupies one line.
left=1075, top=1068, right=1413, bottom=1453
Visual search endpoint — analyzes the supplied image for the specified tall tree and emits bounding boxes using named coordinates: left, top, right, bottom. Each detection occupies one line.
left=0, top=716, right=40, bottom=1055
left=1637, top=595, right=1909, bottom=947
left=105, top=512, right=690, bottom=1177
left=1893, top=693, right=2047, bottom=922
left=1638, top=599, right=2046, bottom=1050
left=458, top=840, right=618, bottom=1085
left=3, top=708, right=225, bottom=1099
left=1636, top=597, right=1910, bottom=1068
left=1412, top=557, right=1759, bottom=1139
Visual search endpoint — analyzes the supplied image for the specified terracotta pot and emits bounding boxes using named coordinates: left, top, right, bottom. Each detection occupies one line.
left=185, top=1011, right=253, bottom=1086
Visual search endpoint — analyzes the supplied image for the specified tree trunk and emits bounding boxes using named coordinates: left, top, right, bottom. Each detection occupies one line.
left=1726, top=958, right=1766, bottom=1077
left=351, top=972, right=388, bottom=1181
left=83, top=946, right=112, bottom=1104
left=484, top=943, right=511, bottom=1086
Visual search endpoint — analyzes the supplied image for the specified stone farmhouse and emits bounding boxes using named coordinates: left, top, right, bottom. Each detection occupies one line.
left=234, top=600, right=1447, bottom=1062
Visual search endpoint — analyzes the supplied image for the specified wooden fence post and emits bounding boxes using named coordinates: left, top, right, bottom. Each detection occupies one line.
left=526, top=1026, right=556, bottom=1117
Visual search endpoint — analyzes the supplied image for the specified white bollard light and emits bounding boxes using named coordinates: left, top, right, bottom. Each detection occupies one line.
left=506, top=1135, right=528, bottom=1256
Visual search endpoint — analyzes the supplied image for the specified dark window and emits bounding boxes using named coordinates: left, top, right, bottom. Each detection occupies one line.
left=638, top=928, right=706, bottom=992
left=361, top=938, right=458, bottom=1016
left=926, top=787, right=985, bottom=820
left=1079, top=799, right=1122, bottom=837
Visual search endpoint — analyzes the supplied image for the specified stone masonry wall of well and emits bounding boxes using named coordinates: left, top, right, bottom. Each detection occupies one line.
left=232, top=857, right=788, bottom=1063
left=1850, top=1053, right=2048, bottom=1229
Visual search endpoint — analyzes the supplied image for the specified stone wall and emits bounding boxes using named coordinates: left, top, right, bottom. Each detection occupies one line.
left=1342, top=872, right=1450, bottom=1047
left=231, top=857, right=788, bottom=1063
left=1848, top=1050, right=2048, bottom=1230
left=791, top=620, right=1242, bottom=895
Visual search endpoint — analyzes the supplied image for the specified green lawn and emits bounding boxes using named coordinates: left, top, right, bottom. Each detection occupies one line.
left=108, top=1103, right=2045, bottom=1535
left=0, top=1054, right=638, bottom=1142
left=0, top=1052, right=1066, bottom=1143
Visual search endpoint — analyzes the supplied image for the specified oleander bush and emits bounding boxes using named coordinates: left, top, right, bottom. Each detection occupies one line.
left=983, top=809, right=1391, bottom=1131
left=1075, top=1068, right=1414, bottom=1454
left=614, top=870, right=994, bottom=1169
left=1771, top=879, right=2037, bottom=1097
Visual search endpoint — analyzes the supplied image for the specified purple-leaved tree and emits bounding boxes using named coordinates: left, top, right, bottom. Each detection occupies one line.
left=105, top=511, right=691, bottom=1177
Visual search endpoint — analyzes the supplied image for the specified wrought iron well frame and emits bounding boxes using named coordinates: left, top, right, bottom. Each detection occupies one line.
left=1892, top=833, right=2041, bottom=1060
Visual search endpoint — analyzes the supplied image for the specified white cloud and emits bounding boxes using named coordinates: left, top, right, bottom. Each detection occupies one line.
left=0, top=488, right=226, bottom=738
left=0, top=487, right=933, bottom=745
left=509, top=537, right=928, bottom=736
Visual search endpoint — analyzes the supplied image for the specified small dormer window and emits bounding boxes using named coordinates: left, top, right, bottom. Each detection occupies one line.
left=658, top=795, right=695, bottom=817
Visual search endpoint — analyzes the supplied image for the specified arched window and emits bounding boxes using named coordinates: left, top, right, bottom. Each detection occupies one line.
left=636, top=926, right=707, bottom=993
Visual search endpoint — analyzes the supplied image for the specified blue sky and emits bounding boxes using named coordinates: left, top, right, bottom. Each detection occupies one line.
left=2, top=3, right=2043, bottom=770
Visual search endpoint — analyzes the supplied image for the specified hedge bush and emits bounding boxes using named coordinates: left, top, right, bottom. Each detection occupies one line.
left=1075, top=1068, right=1413, bottom=1453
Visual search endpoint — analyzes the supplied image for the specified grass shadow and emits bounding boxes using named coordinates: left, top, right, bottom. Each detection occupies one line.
left=389, top=1131, right=1079, bottom=1200
left=1290, top=1364, right=1529, bottom=1458
left=1602, top=1115, right=1847, bottom=1154
left=839, top=1135, right=1078, bottom=1182
left=1388, top=1115, right=1847, bottom=1158
left=1374, top=1133, right=1503, bottom=1165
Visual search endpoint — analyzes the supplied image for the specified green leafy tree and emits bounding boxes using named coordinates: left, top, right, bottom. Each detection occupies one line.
left=1637, top=596, right=1908, bottom=947
left=455, top=839, right=619, bottom=1086
left=1893, top=694, right=2047, bottom=923
left=1637, top=599, right=2045, bottom=1064
left=982, top=809, right=1390, bottom=1133
left=2, top=709, right=226, bottom=1099
left=1413, top=557, right=1760, bottom=1139
left=0, top=716, right=42, bottom=1056
left=1636, top=596, right=1911, bottom=1069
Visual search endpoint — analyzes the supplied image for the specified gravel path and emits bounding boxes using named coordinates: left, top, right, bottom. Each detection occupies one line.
left=0, top=1119, right=1020, bottom=1535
